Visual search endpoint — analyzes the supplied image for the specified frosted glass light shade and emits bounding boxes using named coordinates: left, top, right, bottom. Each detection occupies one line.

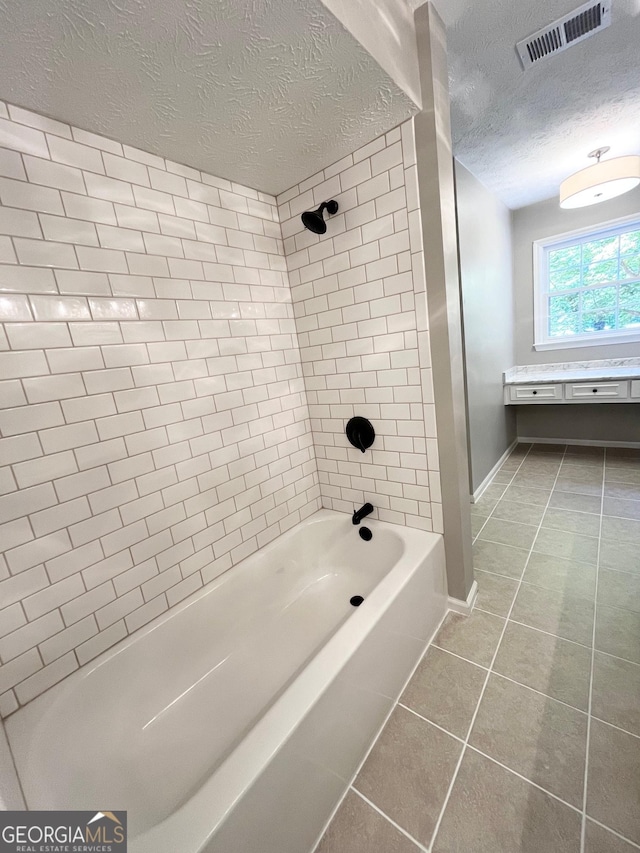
left=560, top=155, right=640, bottom=209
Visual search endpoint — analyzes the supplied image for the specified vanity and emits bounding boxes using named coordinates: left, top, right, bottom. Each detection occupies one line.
left=504, top=358, right=640, bottom=405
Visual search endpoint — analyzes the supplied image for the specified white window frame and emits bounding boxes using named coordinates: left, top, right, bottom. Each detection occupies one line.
left=533, top=213, right=640, bottom=351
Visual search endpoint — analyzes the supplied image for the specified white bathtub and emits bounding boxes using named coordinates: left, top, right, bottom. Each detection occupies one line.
left=6, top=509, right=447, bottom=853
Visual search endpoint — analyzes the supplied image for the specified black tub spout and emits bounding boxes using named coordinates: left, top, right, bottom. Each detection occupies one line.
left=352, top=503, right=374, bottom=525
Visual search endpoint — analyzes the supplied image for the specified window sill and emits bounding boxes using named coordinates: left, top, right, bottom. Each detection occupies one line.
left=534, top=332, right=640, bottom=351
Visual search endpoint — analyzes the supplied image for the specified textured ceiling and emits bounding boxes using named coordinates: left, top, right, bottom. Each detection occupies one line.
left=409, top=0, right=640, bottom=208
left=0, top=0, right=417, bottom=196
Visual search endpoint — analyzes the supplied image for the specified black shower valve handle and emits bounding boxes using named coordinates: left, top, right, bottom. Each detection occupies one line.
left=345, top=416, right=375, bottom=454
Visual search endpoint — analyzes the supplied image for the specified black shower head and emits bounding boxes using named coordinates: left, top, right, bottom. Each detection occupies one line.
left=301, top=200, right=339, bottom=234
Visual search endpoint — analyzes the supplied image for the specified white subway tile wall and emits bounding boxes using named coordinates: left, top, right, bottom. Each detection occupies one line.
left=277, top=121, right=442, bottom=534
left=0, top=102, right=321, bottom=716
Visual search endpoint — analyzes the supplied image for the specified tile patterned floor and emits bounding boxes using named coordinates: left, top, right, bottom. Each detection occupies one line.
left=316, top=443, right=640, bottom=853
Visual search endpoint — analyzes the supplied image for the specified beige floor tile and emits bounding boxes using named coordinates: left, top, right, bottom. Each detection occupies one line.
left=604, top=481, right=640, bottom=501
left=549, top=491, right=602, bottom=514
left=491, top=469, right=515, bottom=485
left=511, top=472, right=559, bottom=490
left=591, top=651, right=640, bottom=737
left=599, top=538, right=640, bottom=575
left=502, top=483, right=551, bottom=506
left=401, top=646, right=486, bottom=739
left=597, top=569, right=640, bottom=614
left=607, top=457, right=640, bottom=471
left=564, top=450, right=604, bottom=467
left=472, top=540, right=530, bottom=580
left=560, top=456, right=603, bottom=484
left=354, top=706, right=461, bottom=847
left=533, top=527, right=599, bottom=565
left=431, top=748, right=582, bottom=853
left=566, top=445, right=604, bottom=458
left=474, top=570, right=519, bottom=617
left=542, top=507, right=600, bottom=536
left=471, top=499, right=498, bottom=519
left=483, top=483, right=510, bottom=501
left=584, top=820, right=638, bottom=853
left=587, top=719, right=640, bottom=844
left=518, top=457, right=560, bottom=479
left=605, top=467, right=640, bottom=486
left=511, top=583, right=594, bottom=646
left=595, top=604, right=640, bottom=664
left=601, top=515, right=640, bottom=545
left=316, top=790, right=421, bottom=853
left=491, top=500, right=545, bottom=526
left=554, top=475, right=603, bottom=497
left=469, top=675, right=587, bottom=806
left=531, top=443, right=566, bottom=453
left=564, top=451, right=604, bottom=462
left=434, top=610, right=505, bottom=667
left=494, top=622, right=591, bottom=711
left=524, top=551, right=597, bottom=599
left=499, top=461, right=523, bottom=474
left=603, top=496, right=640, bottom=521
left=479, top=518, right=538, bottom=550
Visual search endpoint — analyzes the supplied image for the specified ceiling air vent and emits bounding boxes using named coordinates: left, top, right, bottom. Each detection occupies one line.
left=516, top=1, right=611, bottom=69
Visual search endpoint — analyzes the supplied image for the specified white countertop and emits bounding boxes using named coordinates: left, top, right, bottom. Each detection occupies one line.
left=503, top=358, right=640, bottom=386
left=504, top=367, right=640, bottom=385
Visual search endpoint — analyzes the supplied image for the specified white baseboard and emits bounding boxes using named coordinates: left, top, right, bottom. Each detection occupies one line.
left=518, top=436, right=640, bottom=449
left=471, top=440, right=518, bottom=503
left=448, top=580, right=478, bottom=615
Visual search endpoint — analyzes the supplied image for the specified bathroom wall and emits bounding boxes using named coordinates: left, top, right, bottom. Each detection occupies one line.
left=0, top=101, right=319, bottom=716
left=277, top=119, right=443, bottom=534
left=455, top=162, right=516, bottom=494
left=513, top=185, right=640, bottom=365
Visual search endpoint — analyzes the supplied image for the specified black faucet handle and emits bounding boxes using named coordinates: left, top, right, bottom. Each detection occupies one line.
left=346, top=417, right=375, bottom=453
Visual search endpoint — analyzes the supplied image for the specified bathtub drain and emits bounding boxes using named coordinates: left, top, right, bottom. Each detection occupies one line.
left=350, top=595, right=364, bottom=607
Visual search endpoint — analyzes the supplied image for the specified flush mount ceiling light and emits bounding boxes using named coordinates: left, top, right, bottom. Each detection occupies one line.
left=560, top=147, right=640, bottom=209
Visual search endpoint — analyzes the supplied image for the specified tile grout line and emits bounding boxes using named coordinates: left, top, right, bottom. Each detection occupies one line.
left=470, top=445, right=539, bottom=569
left=399, top=702, right=587, bottom=815
left=586, top=815, right=640, bottom=851
left=580, top=446, right=606, bottom=853
left=465, top=744, right=583, bottom=815
left=433, top=631, right=640, bottom=738
left=351, top=788, right=430, bottom=853
left=428, top=442, right=556, bottom=851
left=469, top=449, right=531, bottom=545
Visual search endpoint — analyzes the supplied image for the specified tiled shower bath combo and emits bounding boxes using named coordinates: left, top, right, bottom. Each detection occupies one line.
left=0, top=96, right=457, bottom=853
left=0, top=102, right=441, bottom=717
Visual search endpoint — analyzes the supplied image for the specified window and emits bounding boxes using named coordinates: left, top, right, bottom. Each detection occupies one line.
left=534, top=216, right=640, bottom=350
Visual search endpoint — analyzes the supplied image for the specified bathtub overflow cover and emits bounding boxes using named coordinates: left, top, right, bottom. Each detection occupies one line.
left=350, top=595, right=364, bottom=607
